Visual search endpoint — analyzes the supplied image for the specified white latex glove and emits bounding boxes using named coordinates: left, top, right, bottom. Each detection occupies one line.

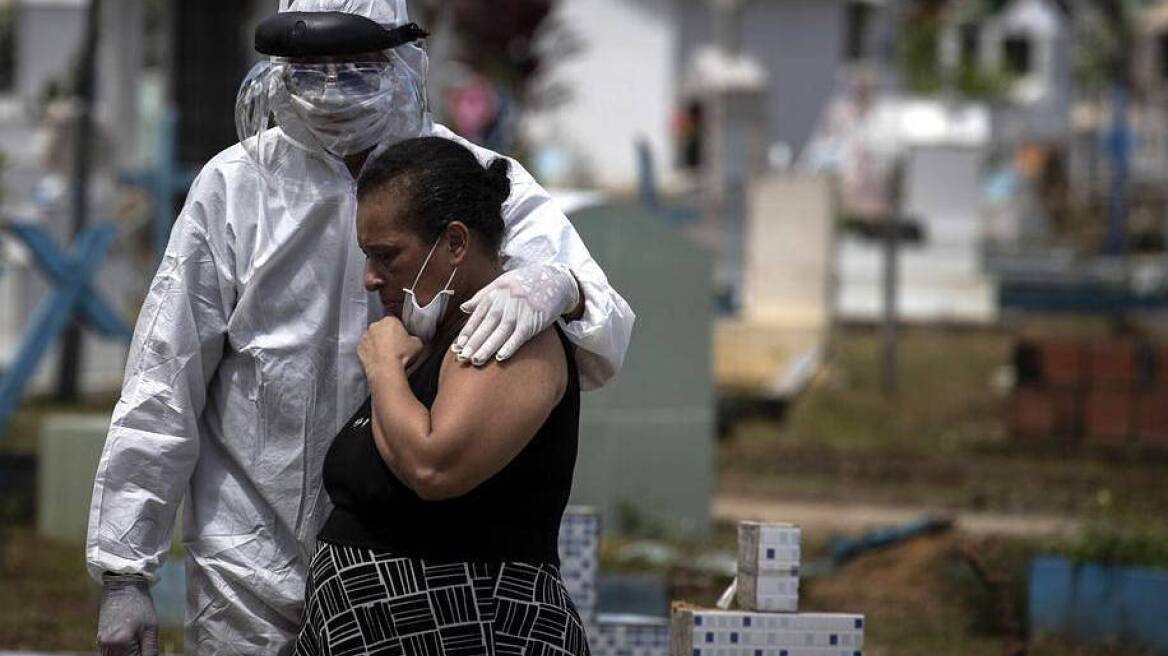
left=454, top=262, right=581, bottom=366
left=97, top=573, right=159, bottom=656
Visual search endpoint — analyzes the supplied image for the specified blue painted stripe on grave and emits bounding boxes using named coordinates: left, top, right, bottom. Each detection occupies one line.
left=1029, top=556, right=1168, bottom=651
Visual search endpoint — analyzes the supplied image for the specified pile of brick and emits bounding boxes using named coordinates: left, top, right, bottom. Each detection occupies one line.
left=670, top=522, right=865, bottom=656
left=1010, top=337, right=1168, bottom=447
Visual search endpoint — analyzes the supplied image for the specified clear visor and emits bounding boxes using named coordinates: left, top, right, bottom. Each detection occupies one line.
left=235, top=46, right=431, bottom=169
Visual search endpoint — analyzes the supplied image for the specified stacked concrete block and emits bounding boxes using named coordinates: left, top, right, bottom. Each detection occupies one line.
left=671, top=522, right=866, bottom=656
left=672, top=607, right=865, bottom=656
left=737, top=522, right=801, bottom=612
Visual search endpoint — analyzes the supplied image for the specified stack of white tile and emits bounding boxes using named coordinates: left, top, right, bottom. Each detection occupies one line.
left=737, top=522, right=801, bottom=612
left=670, top=522, right=866, bottom=656
left=672, top=609, right=865, bottom=656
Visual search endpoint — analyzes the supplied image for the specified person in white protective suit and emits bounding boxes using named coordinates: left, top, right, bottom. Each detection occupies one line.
left=86, top=2, right=635, bottom=654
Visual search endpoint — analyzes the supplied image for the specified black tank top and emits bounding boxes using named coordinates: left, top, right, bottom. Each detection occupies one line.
left=319, top=326, right=580, bottom=565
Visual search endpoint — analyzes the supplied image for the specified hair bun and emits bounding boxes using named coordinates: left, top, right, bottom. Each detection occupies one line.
left=486, top=158, right=511, bottom=207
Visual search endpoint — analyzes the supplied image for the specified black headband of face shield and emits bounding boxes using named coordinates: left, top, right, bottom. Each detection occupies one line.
left=255, top=12, right=428, bottom=57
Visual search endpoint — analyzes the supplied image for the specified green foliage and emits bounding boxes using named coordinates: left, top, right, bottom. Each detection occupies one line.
left=613, top=499, right=671, bottom=541
left=956, top=62, right=1015, bottom=100
left=899, top=8, right=1014, bottom=101
left=900, top=13, right=944, bottom=95
left=1058, top=521, right=1168, bottom=570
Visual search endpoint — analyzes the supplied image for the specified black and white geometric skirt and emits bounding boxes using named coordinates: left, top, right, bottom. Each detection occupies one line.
left=295, top=541, right=592, bottom=656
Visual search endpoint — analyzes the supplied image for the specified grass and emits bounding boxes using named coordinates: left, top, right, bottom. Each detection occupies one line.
left=1054, top=520, right=1168, bottom=570
left=0, top=528, right=183, bottom=652
left=781, top=324, right=1013, bottom=454
left=0, top=394, right=170, bottom=652
left=720, top=324, right=1168, bottom=519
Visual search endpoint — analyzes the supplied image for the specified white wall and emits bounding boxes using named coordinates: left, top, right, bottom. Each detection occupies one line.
left=524, top=0, right=678, bottom=191
left=14, top=2, right=85, bottom=102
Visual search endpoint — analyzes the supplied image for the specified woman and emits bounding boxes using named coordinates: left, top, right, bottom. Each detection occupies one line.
left=295, top=136, right=589, bottom=656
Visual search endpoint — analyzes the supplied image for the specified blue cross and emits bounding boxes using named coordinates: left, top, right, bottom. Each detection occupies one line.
left=120, top=110, right=198, bottom=264
left=0, top=222, right=132, bottom=434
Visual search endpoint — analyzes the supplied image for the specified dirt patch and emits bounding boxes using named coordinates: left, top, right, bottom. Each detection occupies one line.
left=803, top=532, right=995, bottom=656
left=801, top=531, right=1154, bottom=656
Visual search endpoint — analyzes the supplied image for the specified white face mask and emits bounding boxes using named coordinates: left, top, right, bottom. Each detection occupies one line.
left=279, top=59, right=426, bottom=157
left=286, top=87, right=397, bottom=156
left=401, top=237, right=457, bottom=343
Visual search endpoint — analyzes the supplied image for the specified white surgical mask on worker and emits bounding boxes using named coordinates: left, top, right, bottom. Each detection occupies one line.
left=401, top=236, right=457, bottom=342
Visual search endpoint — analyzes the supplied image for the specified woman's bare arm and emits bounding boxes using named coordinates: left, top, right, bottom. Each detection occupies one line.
left=366, top=328, right=567, bottom=501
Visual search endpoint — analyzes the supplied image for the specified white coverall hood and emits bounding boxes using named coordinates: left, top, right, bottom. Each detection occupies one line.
left=237, top=0, right=432, bottom=163
left=280, top=0, right=409, bottom=26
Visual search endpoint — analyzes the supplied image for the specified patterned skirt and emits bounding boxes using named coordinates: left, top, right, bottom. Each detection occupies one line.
left=295, top=541, right=592, bottom=656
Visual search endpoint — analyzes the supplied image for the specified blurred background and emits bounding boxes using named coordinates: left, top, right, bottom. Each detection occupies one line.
left=1, top=0, right=1168, bottom=654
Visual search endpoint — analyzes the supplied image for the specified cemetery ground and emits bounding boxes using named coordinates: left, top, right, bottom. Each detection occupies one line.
left=710, top=321, right=1168, bottom=655
left=718, top=321, right=1168, bottom=522
left=2, top=322, right=1168, bottom=654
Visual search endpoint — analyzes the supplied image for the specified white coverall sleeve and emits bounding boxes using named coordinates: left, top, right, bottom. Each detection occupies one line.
left=429, top=124, right=634, bottom=389
left=496, top=160, right=635, bottom=390
left=86, top=171, right=234, bottom=583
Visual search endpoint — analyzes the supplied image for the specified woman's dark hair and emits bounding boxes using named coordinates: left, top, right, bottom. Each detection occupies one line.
left=357, top=137, right=510, bottom=253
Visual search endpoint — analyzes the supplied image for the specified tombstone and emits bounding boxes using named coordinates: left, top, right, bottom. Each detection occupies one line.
left=839, top=144, right=998, bottom=322
left=834, top=100, right=999, bottom=323
left=36, top=413, right=110, bottom=543
left=568, top=202, right=714, bottom=541
left=715, top=173, right=835, bottom=399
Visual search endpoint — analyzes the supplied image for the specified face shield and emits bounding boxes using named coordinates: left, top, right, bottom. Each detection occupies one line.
left=235, top=10, right=431, bottom=165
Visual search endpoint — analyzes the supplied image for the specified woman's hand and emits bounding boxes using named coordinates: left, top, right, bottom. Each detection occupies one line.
left=358, top=316, right=424, bottom=378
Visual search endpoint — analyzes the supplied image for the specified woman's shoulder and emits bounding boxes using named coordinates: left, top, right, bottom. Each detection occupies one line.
left=517, top=327, right=570, bottom=398
left=517, top=326, right=569, bottom=365
left=442, top=326, right=568, bottom=397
